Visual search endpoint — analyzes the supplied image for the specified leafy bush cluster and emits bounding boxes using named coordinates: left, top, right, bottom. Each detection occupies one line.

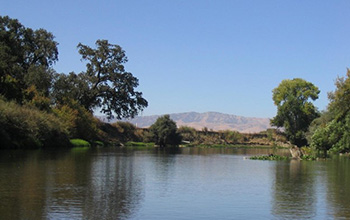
left=307, top=69, right=350, bottom=156
left=270, top=70, right=350, bottom=157
left=0, top=97, right=70, bottom=148
left=147, top=115, right=182, bottom=147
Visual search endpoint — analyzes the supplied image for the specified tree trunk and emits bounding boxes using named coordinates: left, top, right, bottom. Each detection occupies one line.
left=290, top=146, right=302, bottom=159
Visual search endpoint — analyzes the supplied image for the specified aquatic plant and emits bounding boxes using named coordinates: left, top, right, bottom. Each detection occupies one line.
left=250, top=154, right=289, bottom=160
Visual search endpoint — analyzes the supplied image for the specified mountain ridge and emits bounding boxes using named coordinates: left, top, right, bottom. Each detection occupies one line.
left=101, top=111, right=272, bottom=133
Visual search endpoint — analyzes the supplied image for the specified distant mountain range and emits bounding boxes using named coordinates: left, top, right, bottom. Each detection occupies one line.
left=100, top=112, right=272, bottom=133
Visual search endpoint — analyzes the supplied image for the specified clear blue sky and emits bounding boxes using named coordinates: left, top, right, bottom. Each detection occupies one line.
left=2, top=0, right=350, bottom=118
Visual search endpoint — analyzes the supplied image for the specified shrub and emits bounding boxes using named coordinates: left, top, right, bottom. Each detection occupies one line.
left=0, top=97, right=70, bottom=149
left=111, top=121, right=140, bottom=142
left=70, top=139, right=91, bottom=147
left=53, top=99, right=99, bottom=141
left=178, top=126, right=197, bottom=142
left=148, top=115, right=182, bottom=147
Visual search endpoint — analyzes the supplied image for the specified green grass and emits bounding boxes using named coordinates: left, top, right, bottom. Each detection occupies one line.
left=70, top=139, right=91, bottom=147
left=125, top=141, right=155, bottom=147
left=250, top=154, right=290, bottom=160
left=125, top=141, right=154, bottom=147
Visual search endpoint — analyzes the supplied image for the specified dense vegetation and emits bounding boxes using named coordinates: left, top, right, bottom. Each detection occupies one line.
left=0, top=16, right=147, bottom=149
left=2, top=16, right=350, bottom=155
left=147, top=115, right=182, bottom=147
left=271, top=70, right=350, bottom=157
left=308, top=69, right=350, bottom=156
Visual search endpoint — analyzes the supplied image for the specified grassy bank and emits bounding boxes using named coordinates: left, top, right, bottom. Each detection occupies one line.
left=70, top=139, right=91, bottom=147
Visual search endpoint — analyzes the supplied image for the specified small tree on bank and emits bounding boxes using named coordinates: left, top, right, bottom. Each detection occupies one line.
left=149, top=115, right=182, bottom=147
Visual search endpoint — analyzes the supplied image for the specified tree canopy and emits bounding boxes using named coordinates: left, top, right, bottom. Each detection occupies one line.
left=149, top=115, right=182, bottom=147
left=271, top=78, right=320, bottom=147
left=53, top=40, right=148, bottom=119
left=310, top=69, right=350, bottom=154
left=0, top=16, right=58, bottom=101
left=0, top=15, right=149, bottom=148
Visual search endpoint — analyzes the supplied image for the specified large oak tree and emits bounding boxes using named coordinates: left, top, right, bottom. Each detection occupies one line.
left=53, top=40, right=148, bottom=119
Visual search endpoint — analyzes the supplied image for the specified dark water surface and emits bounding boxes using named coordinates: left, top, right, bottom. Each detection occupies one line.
left=0, top=147, right=350, bottom=219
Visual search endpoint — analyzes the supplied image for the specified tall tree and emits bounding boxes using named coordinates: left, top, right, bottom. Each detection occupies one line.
left=0, top=16, right=58, bottom=101
left=75, top=39, right=148, bottom=119
left=271, top=78, right=320, bottom=147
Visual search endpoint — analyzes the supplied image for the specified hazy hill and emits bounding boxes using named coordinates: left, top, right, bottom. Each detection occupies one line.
left=101, top=112, right=272, bottom=133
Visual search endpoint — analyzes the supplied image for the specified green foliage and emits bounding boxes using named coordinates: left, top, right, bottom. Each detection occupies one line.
left=0, top=16, right=150, bottom=149
left=306, top=110, right=333, bottom=145
left=0, top=16, right=58, bottom=102
left=111, top=121, right=141, bottom=142
left=149, top=115, right=182, bottom=147
left=0, top=97, right=70, bottom=149
left=75, top=40, right=148, bottom=119
left=300, top=154, right=317, bottom=161
left=310, top=120, right=340, bottom=156
left=24, top=66, right=55, bottom=96
left=221, top=130, right=243, bottom=144
left=53, top=99, right=99, bottom=141
left=309, top=69, right=350, bottom=155
left=328, top=69, right=350, bottom=119
left=124, top=141, right=155, bottom=147
left=250, top=154, right=289, bottom=160
left=271, top=78, right=320, bottom=147
left=70, top=139, right=91, bottom=147
left=300, top=146, right=318, bottom=160
left=23, top=85, right=51, bottom=111
left=178, top=126, right=197, bottom=142
left=52, top=72, right=91, bottom=106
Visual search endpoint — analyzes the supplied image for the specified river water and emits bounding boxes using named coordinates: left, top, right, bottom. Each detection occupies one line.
left=0, top=147, right=349, bottom=219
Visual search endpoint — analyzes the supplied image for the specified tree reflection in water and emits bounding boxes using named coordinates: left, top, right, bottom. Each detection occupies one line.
left=84, top=150, right=144, bottom=219
left=326, top=156, right=350, bottom=218
left=0, top=148, right=145, bottom=219
left=2, top=148, right=350, bottom=219
left=272, top=159, right=317, bottom=219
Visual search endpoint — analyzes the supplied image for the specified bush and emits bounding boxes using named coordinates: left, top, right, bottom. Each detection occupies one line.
left=70, top=139, right=91, bottom=147
left=178, top=126, right=197, bottom=142
left=0, top=97, right=70, bottom=149
left=111, top=121, right=140, bottom=142
left=148, top=115, right=182, bottom=147
left=53, top=99, right=99, bottom=141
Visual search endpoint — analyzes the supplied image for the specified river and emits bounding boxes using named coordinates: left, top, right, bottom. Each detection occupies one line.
left=0, top=147, right=349, bottom=219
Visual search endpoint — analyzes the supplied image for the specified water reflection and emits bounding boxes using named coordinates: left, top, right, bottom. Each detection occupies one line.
left=0, top=148, right=144, bottom=219
left=84, top=150, right=144, bottom=219
left=272, top=160, right=317, bottom=219
left=326, top=156, right=350, bottom=218
left=1, top=147, right=350, bottom=219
